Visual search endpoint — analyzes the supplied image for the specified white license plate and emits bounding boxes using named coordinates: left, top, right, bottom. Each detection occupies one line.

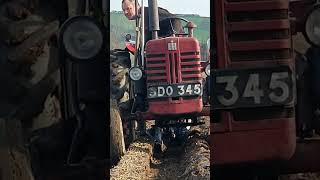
left=213, top=66, right=295, bottom=109
left=147, top=83, right=202, bottom=99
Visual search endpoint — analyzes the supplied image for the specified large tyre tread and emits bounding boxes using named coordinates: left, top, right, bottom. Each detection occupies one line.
left=110, top=49, right=132, bottom=163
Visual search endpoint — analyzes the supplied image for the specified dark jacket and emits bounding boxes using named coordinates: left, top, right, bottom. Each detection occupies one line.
left=142, top=7, right=183, bottom=42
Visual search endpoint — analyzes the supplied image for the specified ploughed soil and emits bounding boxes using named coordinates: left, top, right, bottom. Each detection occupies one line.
left=110, top=118, right=210, bottom=180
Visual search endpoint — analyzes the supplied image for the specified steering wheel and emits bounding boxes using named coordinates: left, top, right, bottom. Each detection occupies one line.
left=159, top=17, right=190, bottom=36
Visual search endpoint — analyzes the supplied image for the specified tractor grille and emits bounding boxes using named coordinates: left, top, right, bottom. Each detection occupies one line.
left=169, top=52, right=178, bottom=83
left=146, top=51, right=201, bottom=84
left=227, top=9, right=288, bottom=22
left=230, top=49, right=291, bottom=61
left=145, top=53, right=167, bottom=84
left=180, top=51, right=201, bottom=82
left=146, top=50, right=201, bottom=101
left=225, top=0, right=292, bottom=63
left=214, top=0, right=295, bottom=122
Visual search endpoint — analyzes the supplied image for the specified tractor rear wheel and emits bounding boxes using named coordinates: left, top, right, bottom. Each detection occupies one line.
left=110, top=98, right=126, bottom=164
left=0, top=119, right=34, bottom=180
left=110, top=49, right=131, bottom=161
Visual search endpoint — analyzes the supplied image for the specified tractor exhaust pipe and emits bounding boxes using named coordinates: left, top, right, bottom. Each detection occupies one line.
left=148, top=0, right=160, bottom=39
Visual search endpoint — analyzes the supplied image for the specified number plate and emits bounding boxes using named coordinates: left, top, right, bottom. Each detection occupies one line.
left=212, top=66, right=295, bottom=109
left=147, top=83, right=202, bottom=99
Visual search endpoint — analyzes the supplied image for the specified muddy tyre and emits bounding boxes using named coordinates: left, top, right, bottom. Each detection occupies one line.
left=110, top=50, right=131, bottom=103
left=110, top=50, right=132, bottom=126
left=0, top=119, right=34, bottom=180
left=110, top=50, right=131, bottom=162
left=110, top=98, right=126, bottom=164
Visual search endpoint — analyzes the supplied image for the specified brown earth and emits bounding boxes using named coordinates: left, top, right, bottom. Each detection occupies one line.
left=110, top=118, right=210, bottom=180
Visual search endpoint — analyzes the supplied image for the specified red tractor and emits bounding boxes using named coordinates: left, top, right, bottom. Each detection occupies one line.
left=110, top=0, right=211, bottom=153
left=212, top=0, right=320, bottom=179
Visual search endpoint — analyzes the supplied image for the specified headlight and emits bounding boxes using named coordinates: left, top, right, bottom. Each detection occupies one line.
left=60, top=16, right=105, bottom=61
left=304, top=5, right=320, bottom=47
left=205, top=64, right=210, bottom=76
left=129, top=67, right=143, bottom=81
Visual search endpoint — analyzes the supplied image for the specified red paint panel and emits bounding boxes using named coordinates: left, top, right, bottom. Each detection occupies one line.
left=228, top=19, right=290, bottom=32
left=181, top=74, right=202, bottom=78
left=181, top=67, right=201, bottom=72
left=211, top=119, right=296, bottom=165
left=125, top=105, right=210, bottom=121
left=229, top=39, right=291, bottom=51
left=225, top=1, right=288, bottom=12
left=146, top=57, right=166, bottom=62
left=180, top=61, right=201, bottom=66
left=145, top=39, right=166, bottom=54
left=147, top=76, right=167, bottom=80
left=146, top=37, right=200, bottom=53
left=180, top=55, right=201, bottom=59
left=215, top=0, right=228, bottom=68
left=148, top=98, right=203, bottom=115
left=229, top=59, right=293, bottom=69
left=145, top=63, right=166, bottom=68
left=145, top=69, right=166, bottom=74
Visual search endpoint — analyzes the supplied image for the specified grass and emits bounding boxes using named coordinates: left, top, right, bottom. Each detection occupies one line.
left=110, top=11, right=210, bottom=50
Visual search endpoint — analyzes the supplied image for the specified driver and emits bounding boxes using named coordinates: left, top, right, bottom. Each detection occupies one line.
left=122, top=0, right=183, bottom=42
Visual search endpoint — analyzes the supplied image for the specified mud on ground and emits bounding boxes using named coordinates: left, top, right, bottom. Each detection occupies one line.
left=110, top=118, right=210, bottom=180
